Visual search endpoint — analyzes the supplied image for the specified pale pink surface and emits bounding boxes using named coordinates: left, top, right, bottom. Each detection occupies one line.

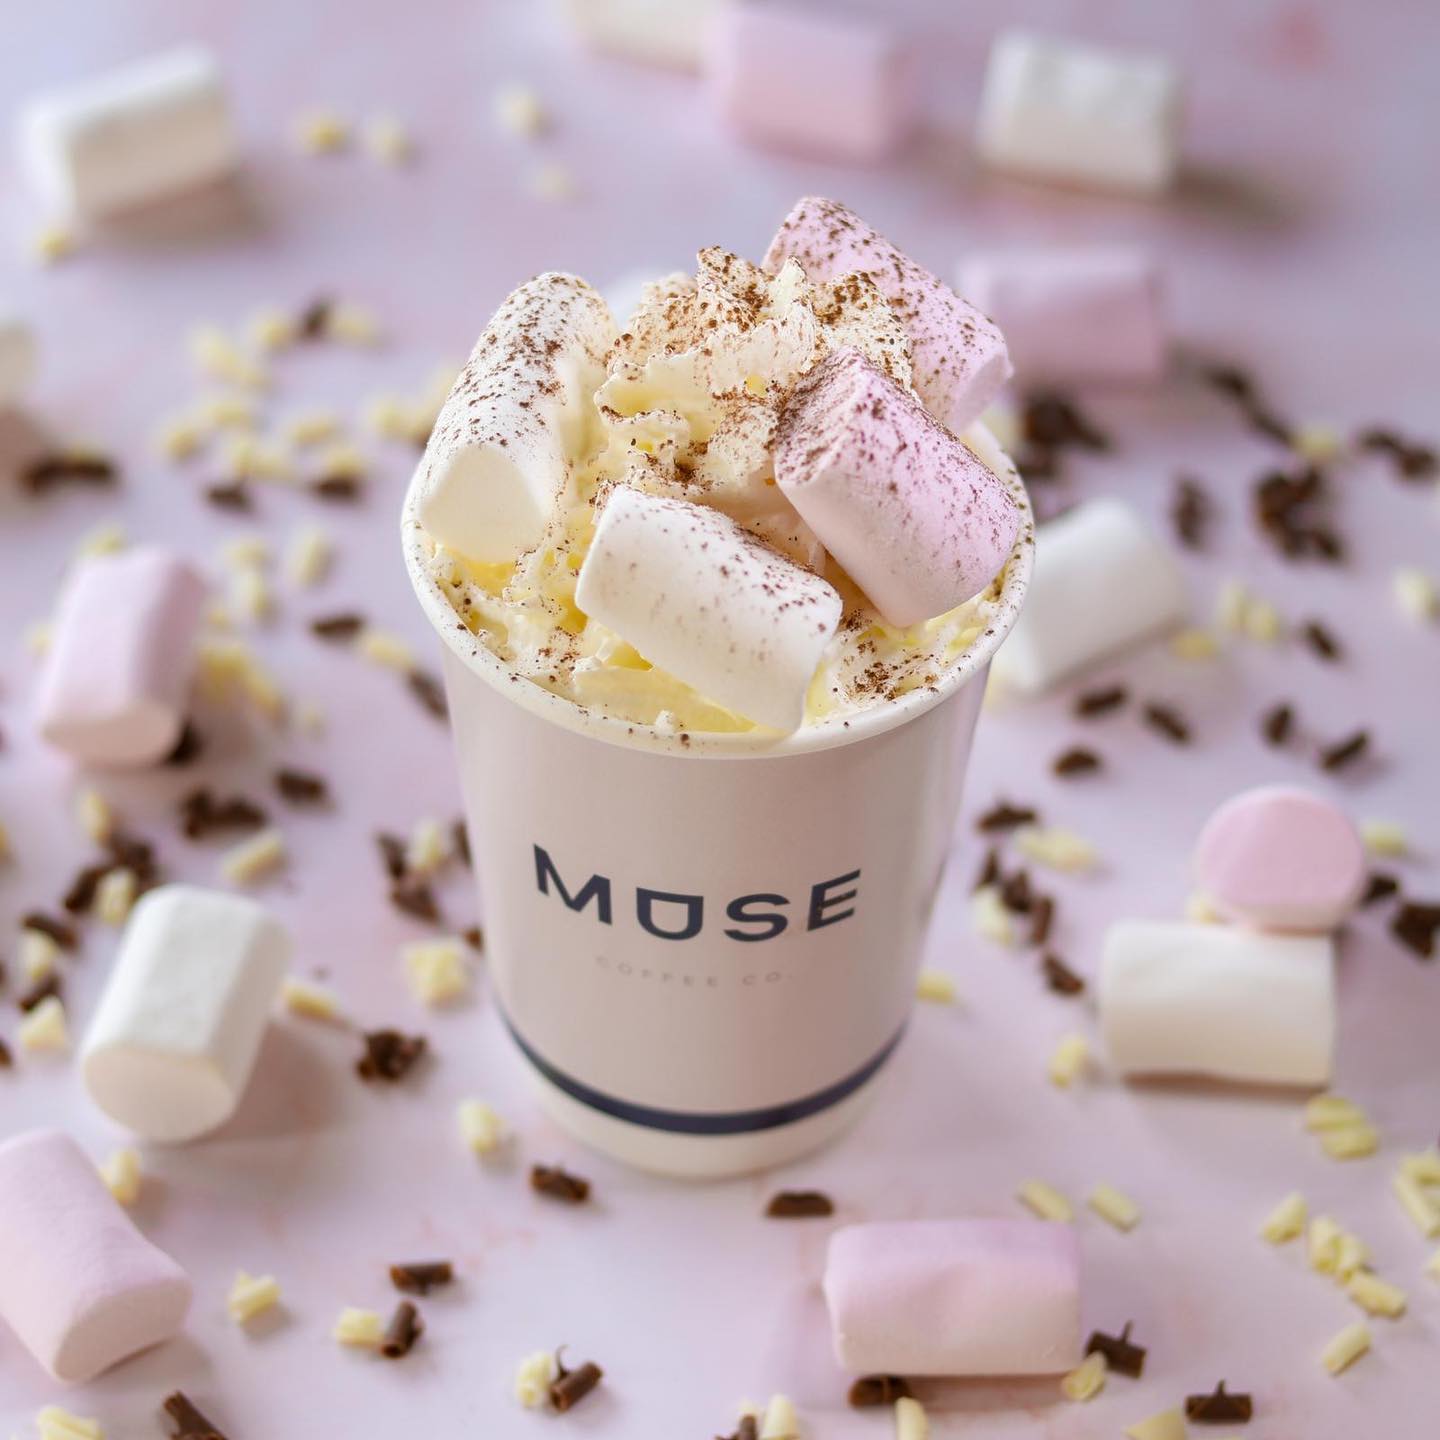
left=709, top=3, right=921, bottom=164
left=35, top=546, right=205, bottom=767
left=765, top=195, right=1012, bottom=434
left=0, top=1130, right=191, bottom=1383
left=0, top=2, right=1437, bottom=1436
left=1194, top=785, right=1367, bottom=932
left=824, top=1219, right=1081, bottom=1376
left=775, top=346, right=1020, bottom=625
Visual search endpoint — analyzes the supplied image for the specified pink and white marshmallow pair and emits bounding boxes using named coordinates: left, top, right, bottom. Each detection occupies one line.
left=824, top=1219, right=1081, bottom=1376
left=35, top=546, right=207, bottom=768
left=0, top=1130, right=191, bottom=1382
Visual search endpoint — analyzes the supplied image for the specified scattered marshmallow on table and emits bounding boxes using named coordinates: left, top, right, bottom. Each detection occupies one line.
left=764, top=197, right=1011, bottom=435
left=975, top=31, right=1182, bottom=195
left=35, top=546, right=207, bottom=768
left=956, top=249, right=1167, bottom=386
left=81, top=884, right=290, bottom=1142
left=1, top=310, right=37, bottom=406
left=20, top=47, right=237, bottom=221
left=574, top=486, right=842, bottom=732
left=0, top=1129, right=191, bottom=1382
left=710, top=2, right=919, bottom=163
left=1194, top=786, right=1366, bottom=933
left=990, top=498, right=1187, bottom=696
left=824, top=1220, right=1081, bottom=1376
left=775, top=347, right=1021, bottom=626
left=1100, top=921, right=1336, bottom=1086
left=557, top=0, right=719, bottom=71
left=412, top=272, right=617, bottom=563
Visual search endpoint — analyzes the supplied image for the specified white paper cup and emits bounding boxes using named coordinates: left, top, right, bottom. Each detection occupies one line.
left=402, top=429, right=1031, bottom=1177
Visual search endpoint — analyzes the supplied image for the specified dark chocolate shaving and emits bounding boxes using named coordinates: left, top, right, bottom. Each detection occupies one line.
left=1053, top=747, right=1101, bottom=777
left=376, top=832, right=408, bottom=880
left=973, top=847, right=1001, bottom=891
left=21, top=913, right=78, bottom=951
left=61, top=862, right=111, bottom=915
left=1319, top=729, right=1369, bottom=772
left=163, top=722, right=205, bottom=766
left=1085, top=1321, right=1146, bottom=1377
left=179, top=789, right=267, bottom=839
left=1042, top=953, right=1085, bottom=995
left=0, top=1037, right=11, bottom=1068
left=1359, top=872, right=1399, bottom=908
left=461, top=926, right=485, bottom=952
left=1022, top=392, right=1109, bottom=452
left=1185, top=1380, right=1254, bottom=1424
left=1029, top=894, right=1055, bottom=947
left=550, top=1358, right=603, bottom=1412
left=311, top=612, right=366, bottom=641
left=451, top=820, right=471, bottom=867
left=976, top=801, right=1038, bottom=833
left=718, top=1416, right=759, bottom=1440
left=298, top=297, right=332, bottom=338
left=1261, top=703, right=1294, bottom=746
left=390, top=1260, right=454, bottom=1295
left=1357, top=427, right=1437, bottom=481
left=203, top=480, right=251, bottom=512
left=1391, top=901, right=1440, bottom=960
left=380, top=1300, right=424, bottom=1358
left=1252, top=465, right=1339, bottom=561
left=356, top=1029, right=427, bottom=1082
left=1143, top=703, right=1191, bottom=745
left=312, top=474, right=362, bottom=502
left=999, top=868, right=1033, bottom=914
left=1074, top=684, right=1128, bottom=718
left=163, top=1391, right=227, bottom=1440
left=407, top=669, right=448, bottom=720
left=847, top=1375, right=914, bottom=1407
left=20, top=452, right=119, bottom=494
left=1300, top=620, right=1341, bottom=661
left=1172, top=476, right=1211, bottom=549
left=765, top=1190, right=835, bottom=1218
left=531, top=1164, right=590, bottom=1204
left=274, top=767, right=329, bottom=805
left=390, top=876, right=441, bottom=923
left=17, top=973, right=62, bottom=1013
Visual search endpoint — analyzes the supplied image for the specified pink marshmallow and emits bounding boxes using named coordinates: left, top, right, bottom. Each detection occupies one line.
left=34, top=545, right=206, bottom=768
left=1194, top=785, right=1366, bottom=933
left=709, top=3, right=919, bottom=163
left=0, top=1130, right=191, bottom=1382
left=824, top=1219, right=1081, bottom=1376
left=956, top=248, right=1167, bottom=385
left=776, top=347, right=1021, bottom=625
left=765, top=196, right=1012, bottom=434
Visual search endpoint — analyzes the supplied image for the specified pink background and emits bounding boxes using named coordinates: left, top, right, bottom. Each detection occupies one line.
left=1, top=1, right=1437, bottom=1435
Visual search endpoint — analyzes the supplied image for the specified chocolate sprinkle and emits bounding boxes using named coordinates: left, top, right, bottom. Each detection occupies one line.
left=408, top=669, right=448, bottom=720
left=1261, top=702, right=1294, bottom=746
left=1360, top=872, right=1400, bottom=908
left=1391, top=901, right=1440, bottom=960
left=1301, top=620, right=1342, bottom=661
left=163, top=1391, right=227, bottom=1440
left=1319, top=729, right=1369, bottom=772
left=1143, top=703, right=1191, bottom=745
left=311, top=612, right=366, bottom=641
left=274, top=767, right=329, bottom=805
left=550, top=1358, right=604, bottom=1413
left=1085, top=1321, right=1146, bottom=1378
left=390, top=1260, right=454, bottom=1295
left=356, top=1029, right=427, bottom=1082
left=380, top=1300, right=424, bottom=1358
left=531, top=1164, right=591, bottom=1204
left=1185, top=1381, right=1254, bottom=1424
left=21, top=913, right=78, bottom=951
left=1053, top=747, right=1101, bottom=777
left=847, top=1375, right=914, bottom=1408
left=1074, top=684, right=1128, bottom=718
left=1042, top=953, right=1085, bottom=996
left=765, top=1190, right=835, bottom=1218
left=976, top=801, right=1038, bottom=833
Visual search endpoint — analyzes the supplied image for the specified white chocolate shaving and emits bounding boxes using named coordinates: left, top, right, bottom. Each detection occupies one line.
left=1359, top=819, right=1407, bottom=857
left=1320, top=1321, right=1370, bottom=1375
left=295, top=110, right=350, bottom=154
left=1088, top=1183, right=1141, bottom=1232
left=1124, top=1409, right=1185, bottom=1440
left=1346, top=1271, right=1406, bottom=1318
left=1169, top=626, right=1219, bottom=660
left=281, top=976, right=341, bottom=1022
left=95, top=867, right=138, bottom=925
left=219, top=828, right=287, bottom=886
left=1260, top=1191, right=1307, bottom=1243
left=356, top=627, right=414, bottom=671
left=405, top=817, right=449, bottom=875
left=914, top=969, right=958, bottom=1004
left=1393, top=1172, right=1440, bottom=1238
left=759, top=1394, right=799, bottom=1440
left=228, top=1270, right=282, bottom=1323
left=1319, top=1124, right=1379, bottom=1160
left=1014, top=825, right=1098, bottom=873
left=20, top=927, right=61, bottom=982
left=1047, top=1032, right=1090, bottom=1088
left=403, top=938, right=470, bottom=1007
left=970, top=884, right=1016, bottom=945
left=98, top=1148, right=141, bottom=1206
left=1304, top=1094, right=1370, bottom=1131
left=1392, top=567, right=1438, bottom=622
left=459, top=1099, right=505, bottom=1155
left=74, top=787, right=114, bottom=844
left=286, top=526, right=331, bottom=587
left=894, top=1395, right=929, bottom=1440
left=18, top=995, right=69, bottom=1053
left=1309, top=1215, right=1343, bottom=1274
left=1061, top=1350, right=1107, bottom=1401
left=333, top=1307, right=384, bottom=1346
left=36, top=1406, right=103, bottom=1440
left=1017, top=1178, right=1073, bottom=1223
left=514, top=1350, right=558, bottom=1407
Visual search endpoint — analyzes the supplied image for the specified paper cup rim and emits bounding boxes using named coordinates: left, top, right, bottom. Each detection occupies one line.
left=402, top=423, right=1033, bottom=759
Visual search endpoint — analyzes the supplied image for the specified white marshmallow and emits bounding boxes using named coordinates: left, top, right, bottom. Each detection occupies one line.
left=413, top=273, right=617, bottom=563
left=35, top=546, right=208, bottom=768
left=956, top=249, right=1166, bottom=386
left=1, top=311, right=37, bottom=405
left=82, top=885, right=289, bottom=1142
left=20, top=47, right=237, bottom=220
left=574, top=486, right=842, bottom=731
left=976, top=32, right=1182, bottom=195
left=990, top=498, right=1186, bottom=695
left=557, top=0, right=719, bottom=70
left=1100, top=921, right=1335, bottom=1087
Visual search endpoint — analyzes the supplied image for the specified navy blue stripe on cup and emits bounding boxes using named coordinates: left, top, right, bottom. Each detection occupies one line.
left=500, top=1011, right=905, bottom=1137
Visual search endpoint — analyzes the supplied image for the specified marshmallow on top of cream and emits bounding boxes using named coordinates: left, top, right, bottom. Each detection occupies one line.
left=417, top=199, right=1022, bottom=734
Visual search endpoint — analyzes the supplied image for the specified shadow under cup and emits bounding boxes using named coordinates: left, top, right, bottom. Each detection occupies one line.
left=402, top=439, right=1032, bottom=1179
